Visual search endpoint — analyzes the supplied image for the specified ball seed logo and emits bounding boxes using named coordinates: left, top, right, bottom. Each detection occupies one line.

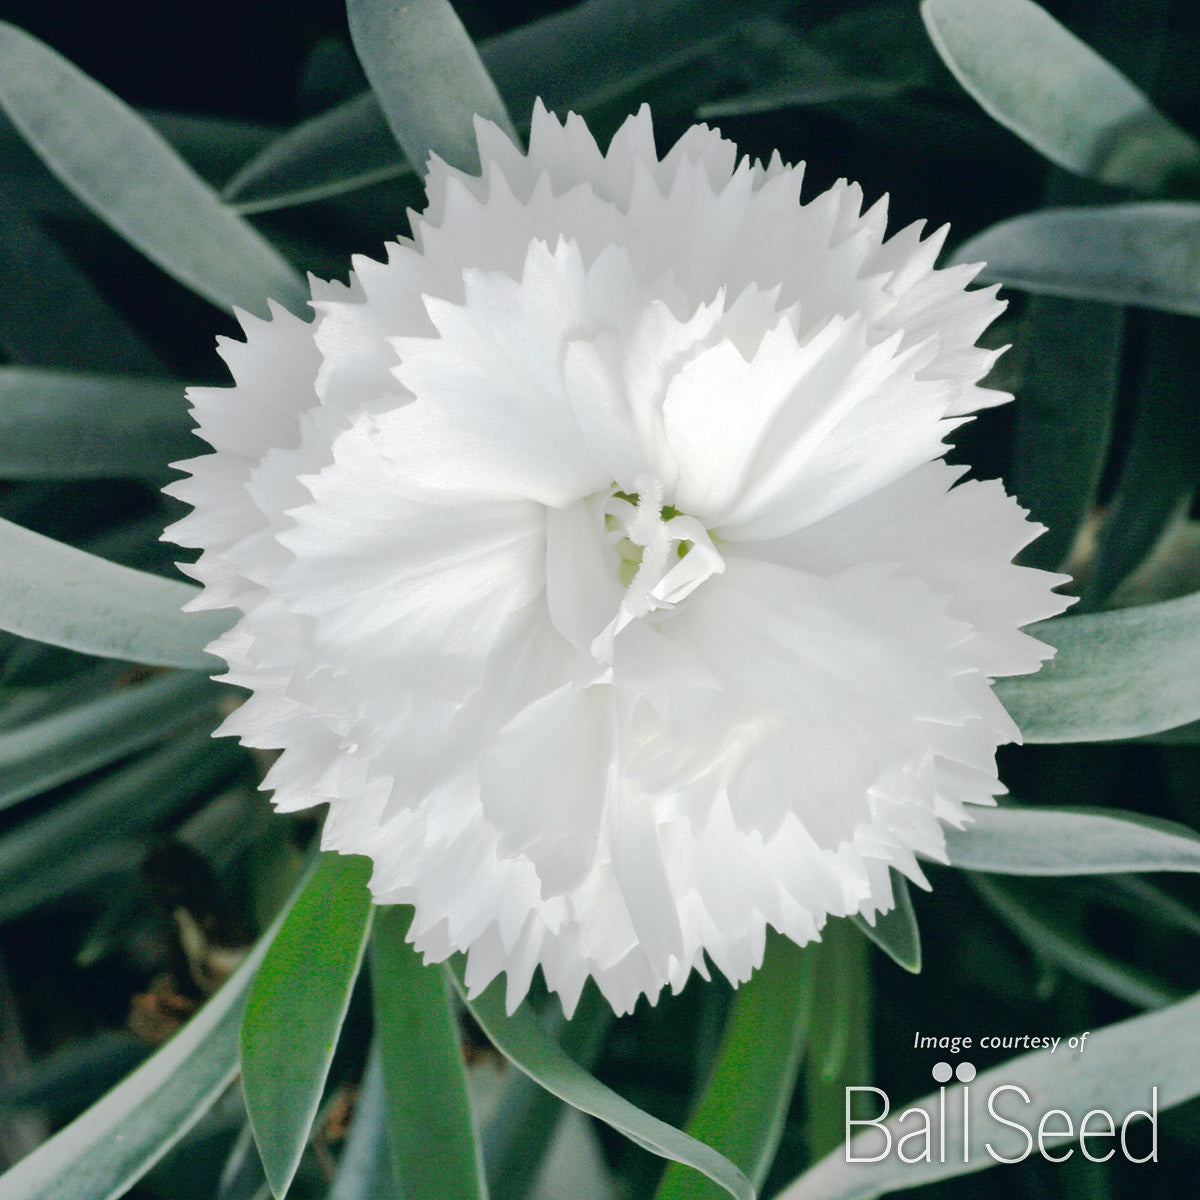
left=846, top=1059, right=1158, bottom=1165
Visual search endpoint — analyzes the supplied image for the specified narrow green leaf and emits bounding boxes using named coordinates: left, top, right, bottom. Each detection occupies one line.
left=0, top=670, right=215, bottom=812
left=1007, top=294, right=1122, bottom=572
left=0, top=866, right=307, bottom=1200
left=346, top=0, right=516, bottom=178
left=0, top=22, right=306, bottom=316
left=851, top=875, right=921, bottom=974
left=0, top=516, right=232, bottom=670
left=995, top=590, right=1200, bottom=741
left=483, top=983, right=612, bottom=1200
left=969, top=874, right=1179, bottom=1009
left=920, top=0, right=1200, bottom=192
left=804, top=921, right=872, bottom=1162
left=242, top=853, right=374, bottom=1200
left=778, top=983, right=1200, bottom=1199
left=698, top=77, right=909, bottom=119
left=655, top=932, right=812, bottom=1200
left=943, top=804, right=1200, bottom=877
left=226, top=0, right=790, bottom=213
left=0, top=368, right=192, bottom=479
left=330, top=1040, right=396, bottom=1200
left=1083, top=313, right=1200, bottom=607
left=953, top=204, right=1200, bottom=317
left=447, top=961, right=753, bottom=1200
left=371, top=908, right=487, bottom=1200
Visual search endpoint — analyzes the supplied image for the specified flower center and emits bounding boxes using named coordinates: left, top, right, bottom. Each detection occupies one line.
left=589, top=475, right=724, bottom=671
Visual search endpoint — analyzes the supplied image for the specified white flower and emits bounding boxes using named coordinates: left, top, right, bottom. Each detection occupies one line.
left=166, top=103, right=1071, bottom=1016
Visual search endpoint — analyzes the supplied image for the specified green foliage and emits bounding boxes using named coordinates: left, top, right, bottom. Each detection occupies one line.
left=996, top=591, right=1200, bottom=741
left=448, top=960, right=754, bottom=1200
left=921, top=0, right=1200, bottom=193
left=0, top=3, right=1198, bottom=1200
left=241, top=854, right=374, bottom=1200
left=953, top=203, right=1200, bottom=316
left=655, top=932, right=813, bottom=1200
left=371, top=908, right=488, bottom=1200
left=0, top=517, right=230, bottom=669
left=346, top=0, right=516, bottom=177
left=0, top=23, right=306, bottom=316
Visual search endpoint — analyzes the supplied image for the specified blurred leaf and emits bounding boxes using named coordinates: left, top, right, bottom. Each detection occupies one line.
left=0, top=866, right=305, bottom=1200
left=699, top=76, right=909, bottom=119
left=483, top=983, right=612, bottom=1200
left=0, top=669, right=215, bottom=812
left=346, top=0, right=516, bottom=177
left=1083, top=313, right=1200, bottom=607
left=0, top=22, right=307, bottom=316
left=0, top=368, right=192, bottom=479
left=954, top=203, right=1200, bottom=317
left=851, top=875, right=921, bottom=974
left=779, top=984, right=1200, bottom=1199
left=944, top=804, right=1200, bottom=877
left=0, top=722, right=239, bottom=918
left=329, top=1040, right=395, bottom=1200
left=1006, top=294, right=1122, bottom=572
left=242, top=853, right=373, bottom=1200
left=215, top=1122, right=266, bottom=1200
left=0, top=189, right=163, bottom=372
left=969, top=874, right=1179, bottom=1009
left=920, top=0, right=1200, bottom=192
left=371, top=908, right=487, bottom=1200
left=0, top=516, right=231, bottom=670
left=655, top=932, right=811, bottom=1200
left=804, top=920, right=872, bottom=1162
left=995, top=590, right=1200, bottom=741
left=226, top=0, right=790, bottom=213
left=0, top=1033, right=148, bottom=1119
left=449, top=961, right=753, bottom=1200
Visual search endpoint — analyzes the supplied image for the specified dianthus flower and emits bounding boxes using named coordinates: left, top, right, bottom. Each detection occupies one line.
left=167, top=103, right=1071, bottom=1015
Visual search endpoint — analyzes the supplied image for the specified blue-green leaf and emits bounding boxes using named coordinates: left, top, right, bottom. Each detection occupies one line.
left=371, top=908, right=487, bottom=1200
left=0, top=368, right=192, bottom=479
left=952, top=204, right=1200, bottom=317
left=969, top=874, right=1178, bottom=1009
left=447, top=961, right=753, bottom=1200
left=346, top=0, right=516, bottom=178
left=226, top=0, right=790, bottom=213
left=242, top=853, right=374, bottom=1200
left=0, top=867, right=308, bottom=1200
left=944, top=804, right=1200, bottom=876
left=655, top=932, right=812, bottom=1200
left=996, top=590, right=1200, bottom=741
left=851, top=875, right=921, bottom=974
left=0, top=517, right=231, bottom=670
left=921, top=0, right=1200, bottom=191
left=0, top=22, right=306, bottom=315
left=0, top=670, right=215, bottom=812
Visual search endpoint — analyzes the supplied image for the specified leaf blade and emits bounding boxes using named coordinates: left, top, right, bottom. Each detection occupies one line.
left=920, top=0, right=1200, bottom=191
left=655, top=932, right=812, bottom=1200
left=0, top=517, right=231, bottom=670
left=0, top=866, right=309, bottom=1200
left=851, top=875, right=922, bottom=974
left=944, top=804, right=1200, bottom=876
left=952, top=203, right=1200, bottom=317
left=346, top=0, right=516, bottom=178
left=996, top=590, right=1200, bottom=742
left=0, top=368, right=193, bottom=479
left=242, top=853, right=374, bottom=1200
left=0, top=22, right=306, bottom=316
left=371, top=908, right=487, bottom=1200
left=447, top=961, right=753, bottom=1200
